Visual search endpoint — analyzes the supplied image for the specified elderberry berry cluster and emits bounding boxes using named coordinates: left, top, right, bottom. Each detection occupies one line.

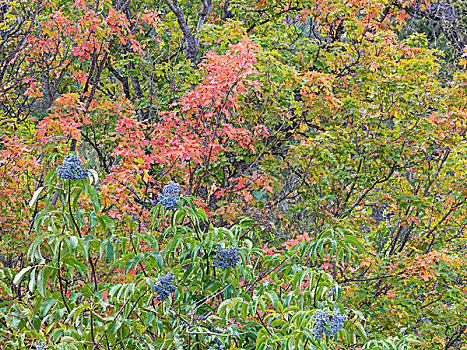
left=213, top=246, right=240, bottom=269
left=312, top=309, right=347, bottom=337
left=138, top=335, right=147, bottom=343
left=210, top=337, right=222, bottom=350
left=157, top=181, right=180, bottom=211
left=35, top=340, right=46, bottom=350
left=56, top=154, right=88, bottom=181
left=191, top=316, right=207, bottom=327
left=154, top=272, right=176, bottom=302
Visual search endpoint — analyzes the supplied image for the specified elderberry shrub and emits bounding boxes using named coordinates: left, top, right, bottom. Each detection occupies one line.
left=157, top=181, right=180, bottom=211
left=56, top=154, right=88, bottom=181
left=312, top=309, right=347, bottom=337
left=154, top=272, right=176, bottom=302
left=212, top=246, right=240, bottom=269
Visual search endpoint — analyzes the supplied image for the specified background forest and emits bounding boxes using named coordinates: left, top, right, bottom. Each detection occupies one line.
left=1, top=0, right=467, bottom=349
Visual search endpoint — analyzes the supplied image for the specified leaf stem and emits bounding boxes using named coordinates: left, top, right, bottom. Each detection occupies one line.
left=67, top=180, right=98, bottom=292
left=57, top=241, right=71, bottom=313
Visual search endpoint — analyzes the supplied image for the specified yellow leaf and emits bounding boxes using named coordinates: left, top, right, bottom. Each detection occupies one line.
left=143, top=169, right=149, bottom=182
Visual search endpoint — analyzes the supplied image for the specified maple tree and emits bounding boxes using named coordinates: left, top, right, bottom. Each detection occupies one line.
left=1, top=0, right=467, bottom=349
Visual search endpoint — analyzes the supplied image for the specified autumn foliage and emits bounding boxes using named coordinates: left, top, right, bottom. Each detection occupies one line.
left=1, top=0, right=467, bottom=349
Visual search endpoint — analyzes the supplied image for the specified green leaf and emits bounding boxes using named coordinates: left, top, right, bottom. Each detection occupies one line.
left=101, top=215, right=114, bottom=232
left=355, top=321, right=368, bottom=340
left=38, top=267, right=53, bottom=297
left=97, top=215, right=107, bottom=234
left=29, top=187, right=44, bottom=208
left=88, top=187, right=101, bottom=213
left=13, top=266, right=33, bottom=285
left=88, top=168, right=99, bottom=186
left=73, top=189, right=83, bottom=210
left=39, top=298, right=56, bottom=318
left=266, top=291, right=279, bottom=310
left=28, top=267, right=36, bottom=292
left=107, top=320, right=122, bottom=335
left=70, top=236, right=79, bottom=251
left=33, top=208, right=48, bottom=235
left=106, top=243, right=114, bottom=262
left=62, top=257, right=88, bottom=278
left=44, top=167, right=57, bottom=185
left=152, top=252, right=164, bottom=271
left=0, top=280, right=13, bottom=297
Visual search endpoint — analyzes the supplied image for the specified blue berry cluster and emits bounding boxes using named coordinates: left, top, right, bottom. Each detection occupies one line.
left=312, top=309, right=347, bottom=337
left=36, top=340, right=46, bottom=350
left=212, top=246, right=240, bottom=269
left=56, top=154, right=88, bottom=181
left=138, top=335, right=146, bottom=343
left=192, top=316, right=206, bottom=327
left=211, top=337, right=222, bottom=350
left=157, top=181, right=180, bottom=211
left=154, top=272, right=176, bottom=302
left=205, top=325, right=221, bottom=349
